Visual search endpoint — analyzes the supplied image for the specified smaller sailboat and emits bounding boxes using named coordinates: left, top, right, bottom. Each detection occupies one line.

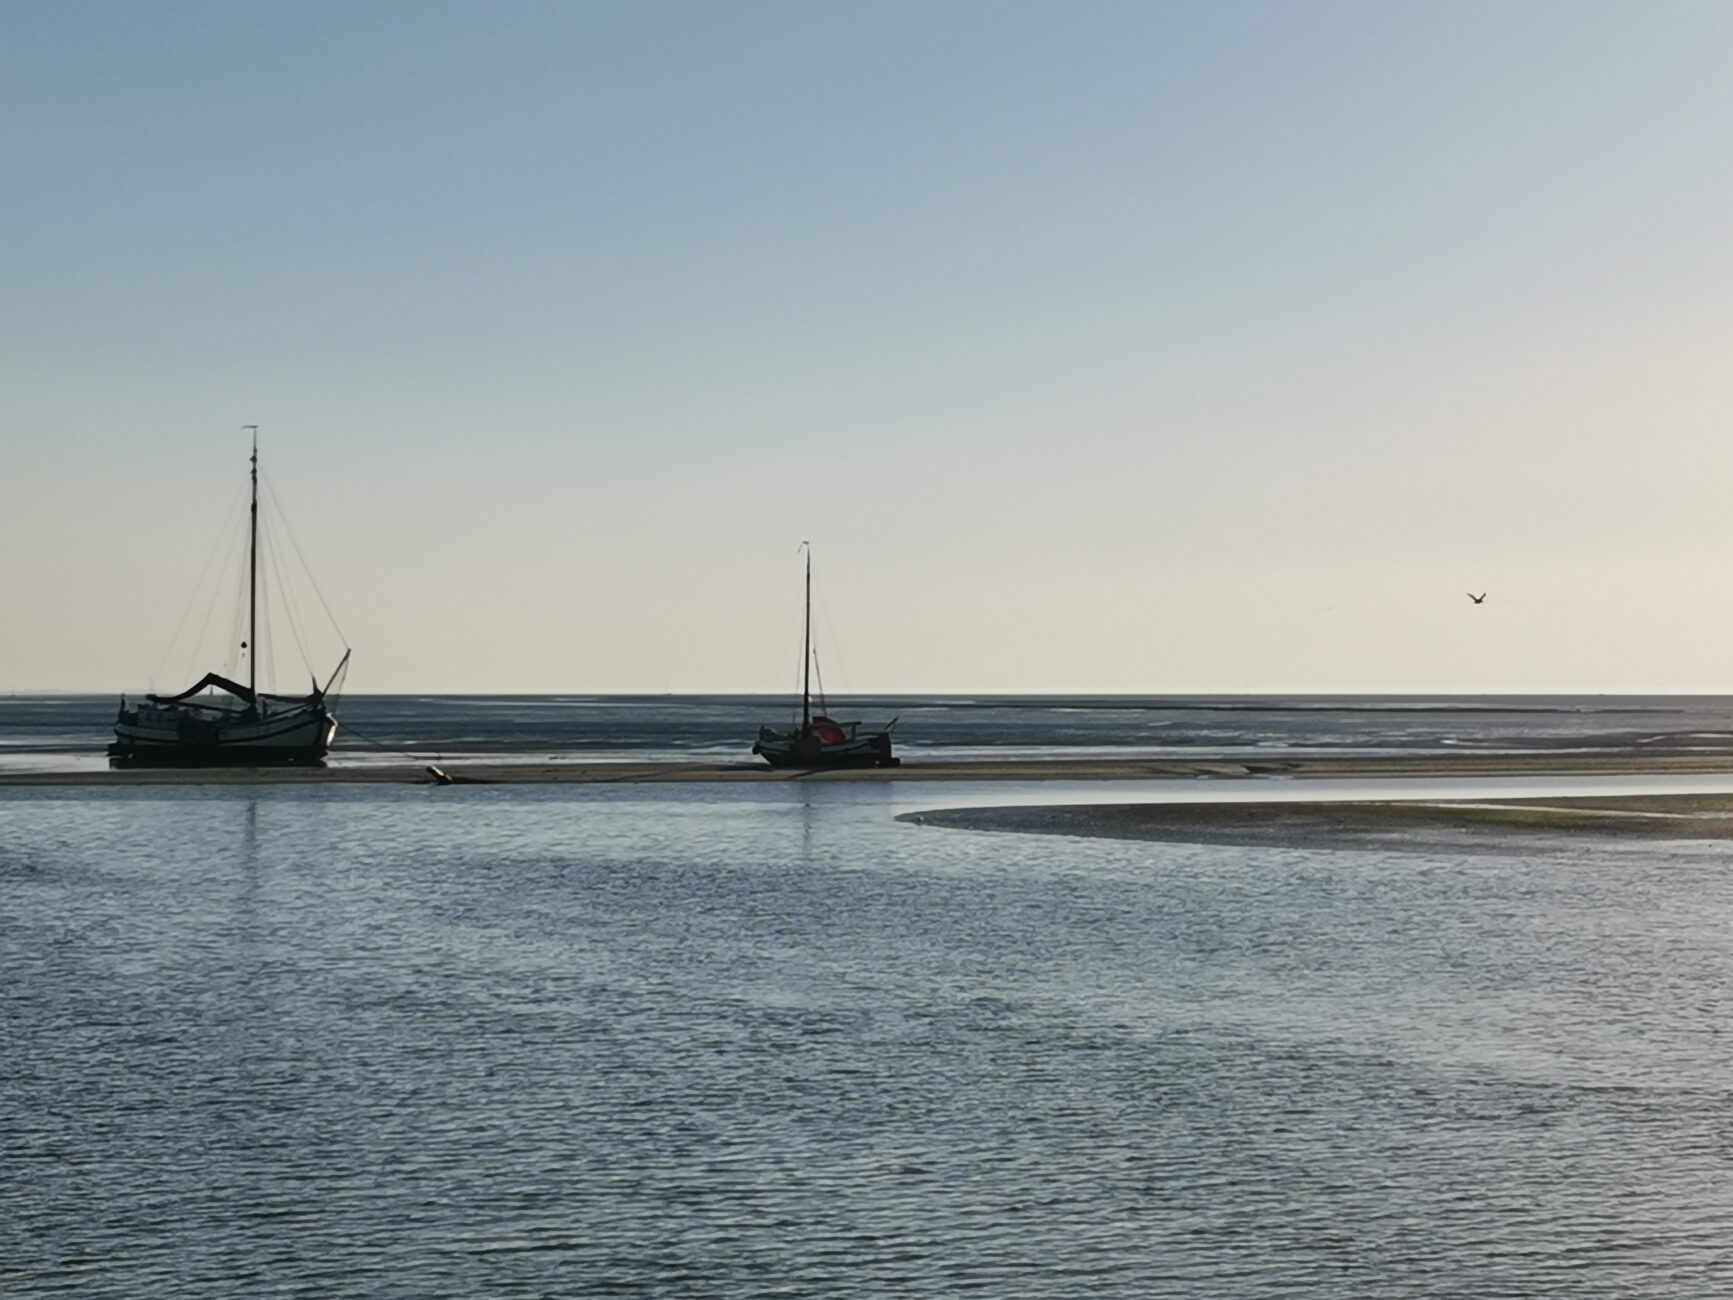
left=753, top=544, right=898, bottom=769
left=110, top=429, right=349, bottom=766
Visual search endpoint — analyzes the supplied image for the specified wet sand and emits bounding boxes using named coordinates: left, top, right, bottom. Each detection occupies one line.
left=901, top=792, right=1733, bottom=849
left=8, top=751, right=1733, bottom=786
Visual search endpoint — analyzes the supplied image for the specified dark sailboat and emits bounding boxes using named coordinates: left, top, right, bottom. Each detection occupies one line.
left=110, top=429, right=349, bottom=766
left=753, top=544, right=897, bottom=769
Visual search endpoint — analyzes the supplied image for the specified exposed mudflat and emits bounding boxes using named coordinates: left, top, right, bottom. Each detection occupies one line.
left=900, top=793, right=1733, bottom=850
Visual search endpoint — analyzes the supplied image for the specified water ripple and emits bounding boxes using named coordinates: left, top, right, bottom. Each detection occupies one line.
left=5, top=784, right=1733, bottom=1295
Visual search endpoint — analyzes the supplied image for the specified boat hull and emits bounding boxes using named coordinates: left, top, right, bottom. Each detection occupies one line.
left=753, top=726, right=898, bottom=769
left=110, top=706, right=337, bottom=767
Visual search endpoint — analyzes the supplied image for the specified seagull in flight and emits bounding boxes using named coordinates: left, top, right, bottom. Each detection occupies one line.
left=1466, top=592, right=1487, bottom=605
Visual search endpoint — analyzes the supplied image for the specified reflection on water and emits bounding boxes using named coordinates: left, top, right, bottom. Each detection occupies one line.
left=5, top=782, right=1733, bottom=1295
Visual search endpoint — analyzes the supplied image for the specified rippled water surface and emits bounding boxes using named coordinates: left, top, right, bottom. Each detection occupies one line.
left=7, top=782, right=1733, bottom=1296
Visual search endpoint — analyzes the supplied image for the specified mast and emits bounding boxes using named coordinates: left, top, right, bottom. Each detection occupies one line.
left=246, top=425, right=258, bottom=699
left=801, top=542, right=812, bottom=731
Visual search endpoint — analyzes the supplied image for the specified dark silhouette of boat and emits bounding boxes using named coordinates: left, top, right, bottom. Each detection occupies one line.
left=753, top=544, right=897, bottom=769
left=110, top=429, right=349, bottom=766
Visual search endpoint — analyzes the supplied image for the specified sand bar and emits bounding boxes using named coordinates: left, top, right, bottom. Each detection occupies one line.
left=902, top=791, right=1733, bottom=848
left=9, top=751, right=1733, bottom=786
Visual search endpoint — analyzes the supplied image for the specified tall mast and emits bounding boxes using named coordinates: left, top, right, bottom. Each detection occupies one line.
left=246, top=425, right=258, bottom=698
left=801, top=542, right=812, bottom=731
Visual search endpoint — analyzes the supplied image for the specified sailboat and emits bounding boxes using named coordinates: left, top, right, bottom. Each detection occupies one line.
left=753, top=544, right=898, bottom=769
left=109, top=429, right=350, bottom=766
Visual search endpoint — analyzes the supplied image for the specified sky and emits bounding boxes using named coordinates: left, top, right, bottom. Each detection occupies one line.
left=4, top=1, right=1733, bottom=694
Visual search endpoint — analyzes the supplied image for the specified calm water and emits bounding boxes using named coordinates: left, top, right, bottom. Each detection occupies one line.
left=7, top=779, right=1733, bottom=1295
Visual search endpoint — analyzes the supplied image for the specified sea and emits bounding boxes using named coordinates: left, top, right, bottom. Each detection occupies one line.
left=9, top=691, right=1733, bottom=770
left=7, top=695, right=1733, bottom=1295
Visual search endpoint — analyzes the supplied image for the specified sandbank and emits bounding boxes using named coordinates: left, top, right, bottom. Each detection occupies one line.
left=901, top=792, right=1733, bottom=849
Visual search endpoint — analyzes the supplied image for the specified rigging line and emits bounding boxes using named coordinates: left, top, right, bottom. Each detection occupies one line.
left=268, top=487, right=333, bottom=679
left=196, top=509, right=251, bottom=693
left=806, top=565, right=832, bottom=716
left=321, top=651, right=351, bottom=711
left=261, top=471, right=347, bottom=646
left=792, top=625, right=811, bottom=725
left=813, top=582, right=852, bottom=701
left=223, top=484, right=251, bottom=684
left=180, top=504, right=247, bottom=691
left=225, top=550, right=247, bottom=684
left=261, top=506, right=315, bottom=679
left=198, top=522, right=242, bottom=686
left=260, top=505, right=311, bottom=674
left=248, top=475, right=271, bottom=695
left=260, top=510, right=300, bottom=672
left=263, top=519, right=280, bottom=694
left=151, top=485, right=246, bottom=687
left=256, top=515, right=273, bottom=694
left=784, top=598, right=806, bottom=724
left=264, top=492, right=317, bottom=664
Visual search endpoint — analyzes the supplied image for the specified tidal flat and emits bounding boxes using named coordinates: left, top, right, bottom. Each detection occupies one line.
left=11, top=750, right=1733, bottom=786
left=903, top=791, right=1733, bottom=851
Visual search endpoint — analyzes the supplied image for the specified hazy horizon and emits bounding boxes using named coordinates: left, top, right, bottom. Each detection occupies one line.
left=13, top=686, right=1733, bottom=703
left=7, top=2, right=1732, bottom=695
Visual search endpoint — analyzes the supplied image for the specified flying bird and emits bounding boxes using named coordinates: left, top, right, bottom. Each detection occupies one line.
left=1467, top=592, right=1486, bottom=605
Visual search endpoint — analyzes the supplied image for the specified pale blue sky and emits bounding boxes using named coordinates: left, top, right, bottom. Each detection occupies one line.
left=5, top=2, right=1733, bottom=692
